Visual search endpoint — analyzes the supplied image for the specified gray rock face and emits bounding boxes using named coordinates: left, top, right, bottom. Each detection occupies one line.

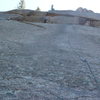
left=0, top=20, right=100, bottom=100
left=0, top=13, right=22, bottom=20
left=76, top=7, right=94, bottom=13
left=48, top=9, right=100, bottom=27
left=2, top=9, right=100, bottom=28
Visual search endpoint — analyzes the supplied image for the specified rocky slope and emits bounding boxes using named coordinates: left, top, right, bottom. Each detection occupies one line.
left=0, top=9, right=100, bottom=100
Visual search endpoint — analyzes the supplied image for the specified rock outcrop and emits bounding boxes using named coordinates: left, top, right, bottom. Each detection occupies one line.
left=2, top=8, right=100, bottom=27
left=76, top=7, right=94, bottom=13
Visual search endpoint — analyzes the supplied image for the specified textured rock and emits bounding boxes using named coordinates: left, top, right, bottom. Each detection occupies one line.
left=0, top=20, right=100, bottom=100
left=76, top=7, right=94, bottom=13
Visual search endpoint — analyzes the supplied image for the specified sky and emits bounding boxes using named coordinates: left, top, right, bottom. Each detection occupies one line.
left=0, top=0, right=100, bottom=13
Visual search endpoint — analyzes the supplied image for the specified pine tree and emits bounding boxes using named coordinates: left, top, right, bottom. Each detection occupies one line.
left=18, top=0, right=25, bottom=9
left=51, top=4, right=55, bottom=11
left=36, top=7, right=40, bottom=11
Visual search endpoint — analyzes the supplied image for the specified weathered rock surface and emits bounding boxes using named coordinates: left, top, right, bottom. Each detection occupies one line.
left=49, top=9, right=100, bottom=27
left=5, top=9, right=47, bottom=22
left=0, top=19, right=100, bottom=100
left=2, top=9, right=100, bottom=27
left=0, top=12, right=22, bottom=20
left=5, top=9, right=34, bottom=16
left=76, top=7, right=94, bottom=13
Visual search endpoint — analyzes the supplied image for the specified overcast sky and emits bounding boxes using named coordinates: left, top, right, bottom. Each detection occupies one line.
left=0, top=0, right=100, bottom=13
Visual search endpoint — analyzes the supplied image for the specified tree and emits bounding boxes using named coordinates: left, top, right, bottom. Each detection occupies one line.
left=18, top=0, right=25, bottom=9
left=51, top=4, right=55, bottom=11
left=36, top=7, right=41, bottom=11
